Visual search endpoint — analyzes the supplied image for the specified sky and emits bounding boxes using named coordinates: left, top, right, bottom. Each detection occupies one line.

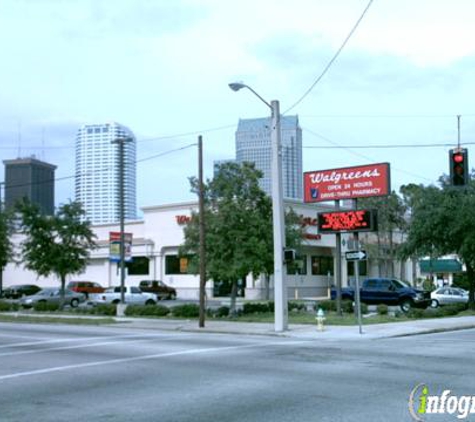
left=1, top=0, right=475, bottom=213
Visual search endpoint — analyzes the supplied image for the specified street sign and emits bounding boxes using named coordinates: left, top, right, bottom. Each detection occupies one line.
left=345, top=250, right=367, bottom=261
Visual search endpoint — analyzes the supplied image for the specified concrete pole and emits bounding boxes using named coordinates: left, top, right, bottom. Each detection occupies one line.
left=271, top=100, right=288, bottom=332
left=111, top=137, right=131, bottom=305
left=198, top=135, right=207, bottom=328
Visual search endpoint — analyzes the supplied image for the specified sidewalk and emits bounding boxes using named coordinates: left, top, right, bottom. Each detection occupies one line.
left=113, top=315, right=475, bottom=340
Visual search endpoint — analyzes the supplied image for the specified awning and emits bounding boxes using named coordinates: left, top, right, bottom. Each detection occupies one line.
left=419, top=259, right=463, bottom=274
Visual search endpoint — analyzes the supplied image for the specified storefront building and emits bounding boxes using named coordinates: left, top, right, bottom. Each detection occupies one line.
left=3, top=200, right=418, bottom=299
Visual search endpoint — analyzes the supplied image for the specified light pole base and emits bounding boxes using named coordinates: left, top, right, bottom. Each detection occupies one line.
left=116, top=303, right=128, bottom=317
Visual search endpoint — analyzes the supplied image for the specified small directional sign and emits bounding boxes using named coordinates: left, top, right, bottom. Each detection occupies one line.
left=345, top=250, right=367, bottom=261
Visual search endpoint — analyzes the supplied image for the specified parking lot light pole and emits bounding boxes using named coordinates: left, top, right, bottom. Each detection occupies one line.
left=228, top=82, right=288, bottom=332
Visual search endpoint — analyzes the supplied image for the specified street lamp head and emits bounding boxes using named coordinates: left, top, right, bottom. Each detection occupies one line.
left=228, top=82, right=246, bottom=92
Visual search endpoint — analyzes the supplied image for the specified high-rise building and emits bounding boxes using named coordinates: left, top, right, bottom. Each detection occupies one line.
left=75, top=122, right=137, bottom=225
left=3, top=157, right=57, bottom=215
left=235, top=115, right=302, bottom=199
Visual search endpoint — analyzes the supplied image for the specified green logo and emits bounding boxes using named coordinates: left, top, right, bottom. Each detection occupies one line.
left=409, top=383, right=475, bottom=420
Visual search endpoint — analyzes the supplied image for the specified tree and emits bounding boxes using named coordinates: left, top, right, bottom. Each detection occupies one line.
left=0, top=206, right=14, bottom=296
left=180, top=162, right=302, bottom=314
left=359, top=192, right=407, bottom=278
left=400, top=179, right=475, bottom=309
left=18, top=200, right=97, bottom=307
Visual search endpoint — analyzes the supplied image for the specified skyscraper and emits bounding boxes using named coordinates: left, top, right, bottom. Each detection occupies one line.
left=235, top=115, right=302, bottom=200
left=75, top=122, right=137, bottom=225
left=3, top=157, right=56, bottom=215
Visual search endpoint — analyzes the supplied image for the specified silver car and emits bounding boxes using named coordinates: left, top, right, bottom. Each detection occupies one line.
left=19, top=288, right=86, bottom=308
left=430, top=287, right=468, bottom=308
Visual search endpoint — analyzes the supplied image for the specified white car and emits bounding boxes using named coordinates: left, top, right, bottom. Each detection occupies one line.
left=90, top=286, right=157, bottom=306
left=430, top=287, right=468, bottom=308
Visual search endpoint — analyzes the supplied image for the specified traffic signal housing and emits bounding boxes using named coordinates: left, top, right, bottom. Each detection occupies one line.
left=449, top=148, right=469, bottom=186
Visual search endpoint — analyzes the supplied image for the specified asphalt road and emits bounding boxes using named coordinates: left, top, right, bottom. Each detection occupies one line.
left=0, top=323, right=474, bottom=422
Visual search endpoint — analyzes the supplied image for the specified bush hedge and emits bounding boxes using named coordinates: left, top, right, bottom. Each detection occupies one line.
left=377, top=304, right=389, bottom=315
left=125, top=304, right=170, bottom=317
left=0, top=300, right=19, bottom=312
left=172, top=304, right=200, bottom=318
left=408, top=303, right=467, bottom=319
left=288, top=301, right=307, bottom=312
left=242, top=302, right=273, bottom=314
left=316, top=300, right=336, bottom=312
left=33, top=302, right=60, bottom=312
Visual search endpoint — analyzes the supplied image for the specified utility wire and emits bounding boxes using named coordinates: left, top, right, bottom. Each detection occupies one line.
left=0, top=124, right=234, bottom=151
left=303, top=126, right=434, bottom=183
left=1, top=143, right=198, bottom=191
left=284, top=0, right=374, bottom=114
left=304, top=142, right=475, bottom=149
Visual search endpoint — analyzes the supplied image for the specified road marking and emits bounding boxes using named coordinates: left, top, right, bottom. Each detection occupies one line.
left=0, top=334, right=198, bottom=357
left=0, top=340, right=308, bottom=381
left=0, top=332, right=191, bottom=349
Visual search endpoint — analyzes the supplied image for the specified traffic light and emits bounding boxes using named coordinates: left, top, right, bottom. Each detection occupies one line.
left=449, top=148, right=469, bottom=186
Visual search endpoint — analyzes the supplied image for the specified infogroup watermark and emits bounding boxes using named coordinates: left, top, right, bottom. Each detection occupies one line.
left=409, top=383, right=475, bottom=420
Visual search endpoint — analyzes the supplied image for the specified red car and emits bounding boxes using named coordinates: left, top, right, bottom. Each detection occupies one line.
left=67, top=281, right=104, bottom=299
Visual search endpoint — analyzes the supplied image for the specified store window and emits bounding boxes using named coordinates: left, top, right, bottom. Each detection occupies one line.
left=126, top=257, right=149, bottom=275
left=165, top=255, right=191, bottom=275
left=311, top=256, right=334, bottom=276
left=287, top=254, right=307, bottom=275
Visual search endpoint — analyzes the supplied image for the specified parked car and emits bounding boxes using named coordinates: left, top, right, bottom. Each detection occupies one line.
left=19, top=288, right=86, bottom=308
left=139, top=280, right=177, bottom=300
left=90, top=286, right=157, bottom=305
left=67, top=281, right=104, bottom=298
left=430, top=287, right=469, bottom=308
left=331, top=277, right=431, bottom=312
left=2, top=284, right=41, bottom=299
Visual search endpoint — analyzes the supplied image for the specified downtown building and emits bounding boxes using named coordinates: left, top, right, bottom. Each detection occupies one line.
left=235, top=115, right=303, bottom=200
left=75, top=122, right=137, bottom=225
left=3, top=156, right=57, bottom=215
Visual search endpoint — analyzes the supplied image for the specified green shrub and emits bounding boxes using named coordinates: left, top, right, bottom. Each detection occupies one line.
left=437, top=303, right=466, bottom=317
left=172, top=304, right=200, bottom=318
left=92, top=304, right=117, bottom=316
left=0, top=300, right=18, bottom=312
left=407, top=308, right=425, bottom=319
left=33, top=302, right=60, bottom=312
left=341, top=300, right=354, bottom=313
left=288, top=301, right=306, bottom=312
left=215, top=306, right=230, bottom=317
left=316, top=300, right=336, bottom=312
left=242, top=302, right=272, bottom=314
left=408, top=303, right=466, bottom=319
left=125, top=304, right=170, bottom=317
left=377, top=304, right=389, bottom=315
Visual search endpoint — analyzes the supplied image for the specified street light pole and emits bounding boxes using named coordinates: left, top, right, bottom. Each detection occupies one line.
left=229, top=82, right=288, bottom=332
left=270, top=99, right=288, bottom=331
left=111, top=137, right=131, bottom=306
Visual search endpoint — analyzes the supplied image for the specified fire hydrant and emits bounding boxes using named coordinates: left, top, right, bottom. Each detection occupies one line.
left=316, top=308, right=326, bottom=332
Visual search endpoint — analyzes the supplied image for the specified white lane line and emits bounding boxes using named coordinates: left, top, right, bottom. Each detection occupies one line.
left=0, top=333, right=48, bottom=340
left=0, top=334, right=197, bottom=357
left=0, top=340, right=308, bottom=381
left=0, top=332, right=189, bottom=349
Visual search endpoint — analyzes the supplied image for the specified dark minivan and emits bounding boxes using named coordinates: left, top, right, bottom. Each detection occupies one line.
left=139, top=280, right=176, bottom=300
left=2, top=284, right=41, bottom=299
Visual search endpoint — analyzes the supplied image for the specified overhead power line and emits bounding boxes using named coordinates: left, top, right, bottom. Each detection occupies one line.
left=284, top=0, right=374, bottom=114
left=304, top=142, right=475, bottom=149
left=303, top=126, right=434, bottom=183
left=1, top=143, right=198, bottom=191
